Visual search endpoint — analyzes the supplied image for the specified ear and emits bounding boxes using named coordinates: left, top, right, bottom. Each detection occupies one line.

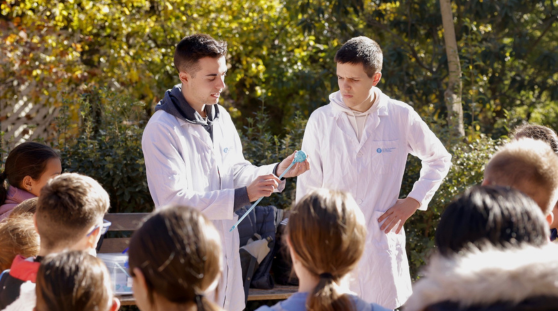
left=179, top=71, right=190, bottom=84
left=481, top=179, right=490, bottom=186
left=21, top=176, right=34, bottom=192
left=372, top=72, right=382, bottom=86
left=546, top=212, right=554, bottom=227
left=110, top=297, right=121, bottom=311
left=85, top=226, right=102, bottom=250
left=132, top=268, right=149, bottom=297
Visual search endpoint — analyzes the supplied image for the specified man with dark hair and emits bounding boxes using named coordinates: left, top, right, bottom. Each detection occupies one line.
left=142, top=34, right=309, bottom=311
left=296, top=36, right=451, bottom=308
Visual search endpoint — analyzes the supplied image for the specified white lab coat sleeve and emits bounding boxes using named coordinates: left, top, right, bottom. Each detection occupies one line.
left=142, top=121, right=235, bottom=220
left=295, top=114, right=324, bottom=203
left=406, top=109, right=452, bottom=210
left=229, top=128, right=286, bottom=192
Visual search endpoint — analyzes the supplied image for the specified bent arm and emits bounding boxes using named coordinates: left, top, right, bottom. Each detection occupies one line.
left=406, top=110, right=452, bottom=211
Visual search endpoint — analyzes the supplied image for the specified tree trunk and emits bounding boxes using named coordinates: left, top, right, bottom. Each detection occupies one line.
left=440, top=0, right=465, bottom=138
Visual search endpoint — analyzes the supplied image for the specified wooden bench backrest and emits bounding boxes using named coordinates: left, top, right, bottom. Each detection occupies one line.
left=99, top=213, right=150, bottom=253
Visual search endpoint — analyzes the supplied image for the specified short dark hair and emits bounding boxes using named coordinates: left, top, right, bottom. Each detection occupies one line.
left=334, top=36, right=383, bottom=78
left=174, top=34, right=227, bottom=76
left=435, top=186, right=549, bottom=257
left=36, top=173, right=110, bottom=249
left=513, top=123, right=558, bottom=154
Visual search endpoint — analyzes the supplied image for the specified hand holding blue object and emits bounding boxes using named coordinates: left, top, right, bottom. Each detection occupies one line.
left=230, top=150, right=307, bottom=232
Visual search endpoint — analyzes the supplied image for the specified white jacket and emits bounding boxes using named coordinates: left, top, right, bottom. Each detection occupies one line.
left=296, top=90, right=451, bottom=309
left=142, top=107, right=279, bottom=311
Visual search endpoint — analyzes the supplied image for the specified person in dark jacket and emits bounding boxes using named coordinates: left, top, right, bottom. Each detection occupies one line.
left=404, top=186, right=557, bottom=311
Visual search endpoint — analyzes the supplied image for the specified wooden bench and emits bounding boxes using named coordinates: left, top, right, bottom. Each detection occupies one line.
left=100, top=213, right=298, bottom=305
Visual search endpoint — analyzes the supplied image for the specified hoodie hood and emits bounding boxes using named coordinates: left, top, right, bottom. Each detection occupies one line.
left=329, top=87, right=382, bottom=117
left=404, top=244, right=558, bottom=311
left=155, top=84, right=220, bottom=139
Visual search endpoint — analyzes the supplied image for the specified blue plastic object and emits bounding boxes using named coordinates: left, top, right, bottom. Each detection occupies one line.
left=230, top=151, right=307, bottom=232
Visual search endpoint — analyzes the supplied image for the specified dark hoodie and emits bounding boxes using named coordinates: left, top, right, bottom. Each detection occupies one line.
left=154, top=84, right=250, bottom=211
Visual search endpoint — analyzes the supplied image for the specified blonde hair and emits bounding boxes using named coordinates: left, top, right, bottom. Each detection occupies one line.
left=484, top=138, right=558, bottom=215
left=287, top=189, right=367, bottom=311
left=9, top=198, right=38, bottom=218
left=36, top=173, right=110, bottom=250
left=0, top=214, right=40, bottom=271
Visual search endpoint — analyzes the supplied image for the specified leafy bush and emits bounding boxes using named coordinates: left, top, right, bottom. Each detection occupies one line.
left=56, top=87, right=153, bottom=213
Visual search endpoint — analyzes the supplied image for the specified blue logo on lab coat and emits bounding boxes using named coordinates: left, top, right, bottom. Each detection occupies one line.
left=376, top=148, right=382, bottom=153
left=224, top=148, right=229, bottom=153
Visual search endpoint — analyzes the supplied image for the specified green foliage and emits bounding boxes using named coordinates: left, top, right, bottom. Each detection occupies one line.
left=402, top=134, right=502, bottom=279
left=56, top=87, right=153, bottom=213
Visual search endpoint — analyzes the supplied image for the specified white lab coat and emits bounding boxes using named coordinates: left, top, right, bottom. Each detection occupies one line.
left=296, top=90, right=452, bottom=309
left=142, top=107, right=281, bottom=311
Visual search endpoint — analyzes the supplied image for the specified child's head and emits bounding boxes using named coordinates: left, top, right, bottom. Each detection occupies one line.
left=436, top=186, right=549, bottom=256
left=35, top=173, right=110, bottom=254
left=35, top=250, right=119, bottom=311
left=9, top=198, right=38, bottom=218
left=512, top=124, right=558, bottom=154
left=0, top=214, right=39, bottom=270
left=483, top=138, right=558, bottom=225
left=0, top=142, right=61, bottom=201
left=128, top=205, right=222, bottom=311
left=287, top=189, right=367, bottom=311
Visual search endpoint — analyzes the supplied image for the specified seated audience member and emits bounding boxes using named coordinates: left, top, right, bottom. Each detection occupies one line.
left=33, top=251, right=119, bottom=311
left=128, top=205, right=223, bottom=311
left=0, top=173, right=110, bottom=310
left=404, top=186, right=558, bottom=311
left=257, top=189, right=392, bottom=311
left=512, top=124, right=558, bottom=240
left=0, top=214, right=39, bottom=271
left=8, top=198, right=38, bottom=219
left=483, top=138, right=558, bottom=227
left=0, top=142, right=61, bottom=220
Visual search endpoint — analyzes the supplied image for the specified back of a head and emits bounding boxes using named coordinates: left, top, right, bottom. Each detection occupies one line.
left=288, top=189, right=367, bottom=311
left=9, top=198, right=38, bottom=218
left=174, top=34, right=227, bottom=76
left=484, top=138, right=558, bottom=215
left=334, top=36, right=383, bottom=78
left=435, top=186, right=549, bottom=256
left=128, top=205, right=222, bottom=311
left=0, top=142, right=59, bottom=203
left=35, top=173, right=110, bottom=250
left=0, top=214, right=39, bottom=270
left=512, top=124, right=558, bottom=154
left=35, top=250, right=113, bottom=311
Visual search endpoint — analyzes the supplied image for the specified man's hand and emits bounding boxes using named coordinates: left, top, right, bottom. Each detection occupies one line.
left=377, top=197, right=421, bottom=234
left=247, top=174, right=280, bottom=202
left=276, top=151, right=310, bottom=178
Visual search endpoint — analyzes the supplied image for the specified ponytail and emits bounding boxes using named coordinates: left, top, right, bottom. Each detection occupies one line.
left=306, top=273, right=355, bottom=311
left=0, top=171, right=7, bottom=204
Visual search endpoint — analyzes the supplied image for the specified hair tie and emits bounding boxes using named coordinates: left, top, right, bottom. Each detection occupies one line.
left=195, top=293, right=204, bottom=311
left=319, top=272, right=333, bottom=279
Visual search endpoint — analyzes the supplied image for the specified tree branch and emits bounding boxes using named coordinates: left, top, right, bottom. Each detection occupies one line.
left=524, top=14, right=557, bottom=58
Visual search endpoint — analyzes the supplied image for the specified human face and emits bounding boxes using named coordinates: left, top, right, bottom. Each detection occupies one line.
left=336, top=62, right=381, bottom=112
left=24, top=157, right=62, bottom=196
left=180, top=56, right=227, bottom=109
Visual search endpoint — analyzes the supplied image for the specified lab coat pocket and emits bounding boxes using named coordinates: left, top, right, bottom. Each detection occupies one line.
left=370, top=140, right=400, bottom=175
